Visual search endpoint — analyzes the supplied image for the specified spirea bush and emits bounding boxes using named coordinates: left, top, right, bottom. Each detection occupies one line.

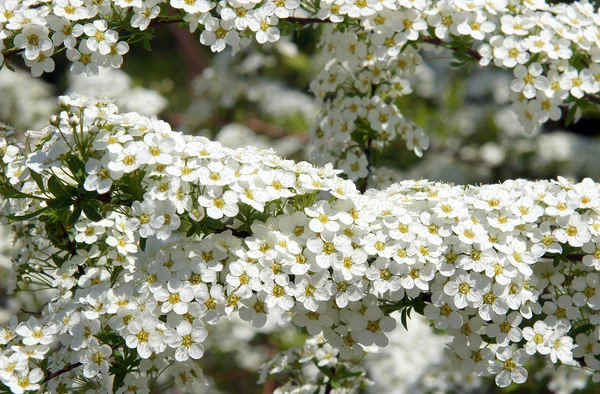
left=3, top=0, right=600, bottom=393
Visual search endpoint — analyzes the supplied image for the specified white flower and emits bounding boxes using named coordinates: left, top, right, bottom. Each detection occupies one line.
left=294, top=272, right=331, bottom=311
left=81, top=338, right=112, bottom=378
left=7, top=368, right=44, bottom=394
left=488, top=347, right=529, bottom=388
left=15, top=317, right=56, bottom=346
left=457, top=11, right=495, bottom=40
left=444, top=271, right=483, bottom=309
left=131, top=4, right=160, bottom=30
left=522, top=320, right=551, bottom=355
left=13, top=25, right=53, bottom=60
left=127, top=199, right=156, bottom=238
left=125, top=317, right=160, bottom=359
left=293, top=304, right=334, bottom=336
left=315, top=343, right=339, bottom=367
left=150, top=201, right=181, bottom=240
left=548, top=323, right=574, bottom=363
left=554, top=213, right=592, bottom=247
left=264, top=276, right=295, bottom=311
left=171, top=0, right=213, bottom=14
left=167, top=321, right=208, bottom=361
left=154, top=279, right=195, bottom=315
left=200, top=17, right=240, bottom=52
left=306, top=231, right=352, bottom=269
left=83, top=19, right=118, bottom=54
left=197, top=187, right=239, bottom=219
left=84, top=158, right=113, bottom=193
left=108, top=141, right=151, bottom=173
left=305, top=201, right=340, bottom=233
left=248, top=6, right=280, bottom=44
left=511, top=63, right=550, bottom=99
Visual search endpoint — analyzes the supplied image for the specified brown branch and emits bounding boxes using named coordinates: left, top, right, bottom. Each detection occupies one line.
left=359, top=137, right=372, bottom=193
left=421, top=36, right=482, bottom=61
left=245, top=118, right=309, bottom=142
left=286, top=17, right=329, bottom=25
left=19, top=308, right=41, bottom=315
left=169, top=23, right=207, bottom=78
left=42, top=362, right=82, bottom=384
left=420, top=36, right=600, bottom=106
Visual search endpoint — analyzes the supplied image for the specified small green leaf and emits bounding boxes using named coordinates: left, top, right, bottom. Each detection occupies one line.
left=400, top=308, right=408, bottom=330
left=82, top=203, right=103, bottom=222
left=0, top=186, right=47, bottom=200
left=4, top=207, right=48, bottom=222
left=4, top=61, right=15, bottom=72
left=315, top=363, right=334, bottom=379
left=570, top=323, right=593, bottom=337
left=29, top=170, right=46, bottom=193
left=67, top=205, right=83, bottom=226
left=186, top=223, right=200, bottom=238
left=48, top=176, right=72, bottom=198
left=140, top=237, right=147, bottom=252
left=143, top=35, right=152, bottom=52
left=565, top=104, right=578, bottom=126
left=204, top=218, right=225, bottom=230
left=66, top=155, right=85, bottom=178
left=47, top=196, right=74, bottom=210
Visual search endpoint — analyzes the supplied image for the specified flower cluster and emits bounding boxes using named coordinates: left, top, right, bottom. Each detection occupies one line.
left=1, top=96, right=600, bottom=392
left=3, top=0, right=600, bottom=160
left=307, top=0, right=600, bottom=183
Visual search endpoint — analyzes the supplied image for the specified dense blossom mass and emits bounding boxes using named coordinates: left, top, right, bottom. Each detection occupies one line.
left=2, top=0, right=600, bottom=180
left=3, top=0, right=600, bottom=392
left=0, top=96, right=600, bottom=392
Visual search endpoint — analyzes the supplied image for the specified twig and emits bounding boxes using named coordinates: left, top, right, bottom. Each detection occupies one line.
left=245, top=118, right=309, bottom=141
left=42, top=362, right=82, bottom=384
left=287, top=17, right=329, bottom=25
left=421, top=36, right=482, bottom=61
left=19, top=308, right=41, bottom=315
left=360, top=137, right=372, bottom=194
left=324, top=367, right=336, bottom=394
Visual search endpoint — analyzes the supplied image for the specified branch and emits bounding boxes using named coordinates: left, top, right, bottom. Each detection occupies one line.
left=420, top=36, right=600, bottom=106
left=19, top=308, right=41, bottom=315
left=286, top=17, right=329, bottom=25
left=42, top=362, right=82, bottom=384
left=421, top=36, right=482, bottom=61
left=360, top=137, right=372, bottom=194
left=245, top=118, right=309, bottom=141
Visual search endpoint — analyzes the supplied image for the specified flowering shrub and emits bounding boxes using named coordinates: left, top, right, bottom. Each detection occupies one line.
left=3, top=0, right=600, bottom=393
left=3, top=0, right=600, bottom=183
left=0, top=94, right=599, bottom=392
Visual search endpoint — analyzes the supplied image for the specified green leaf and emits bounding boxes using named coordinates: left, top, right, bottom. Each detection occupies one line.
left=140, top=237, right=147, bottom=252
left=3, top=61, right=15, bottom=72
left=565, top=104, right=578, bottom=126
left=413, top=296, right=426, bottom=316
left=65, top=155, right=85, bottom=178
left=47, top=196, right=74, bottom=210
left=29, top=170, right=46, bottom=193
left=570, top=323, right=593, bottom=337
left=66, top=205, right=83, bottom=226
left=143, top=35, right=152, bottom=52
left=204, top=217, right=225, bottom=230
left=0, top=186, right=47, bottom=200
left=186, top=223, right=200, bottom=238
left=400, top=308, right=408, bottom=330
left=48, top=175, right=74, bottom=199
left=83, top=203, right=103, bottom=222
left=315, top=363, right=334, bottom=379
left=4, top=207, right=47, bottom=222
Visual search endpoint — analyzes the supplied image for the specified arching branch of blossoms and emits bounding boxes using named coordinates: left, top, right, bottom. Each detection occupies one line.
left=41, top=363, right=82, bottom=384
left=5, top=1, right=600, bottom=393
left=1, top=96, right=600, bottom=393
